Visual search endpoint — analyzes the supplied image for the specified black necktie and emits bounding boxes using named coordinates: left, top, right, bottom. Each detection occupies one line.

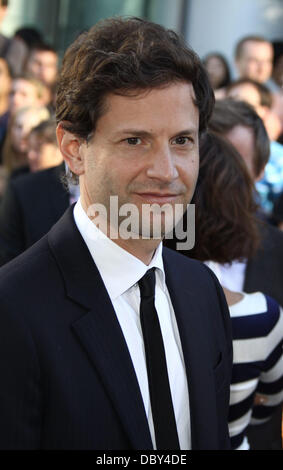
left=138, top=268, right=180, bottom=450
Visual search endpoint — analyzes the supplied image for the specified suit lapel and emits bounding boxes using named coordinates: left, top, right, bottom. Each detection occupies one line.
left=71, top=289, right=153, bottom=450
left=48, top=207, right=153, bottom=450
left=163, top=251, right=219, bottom=450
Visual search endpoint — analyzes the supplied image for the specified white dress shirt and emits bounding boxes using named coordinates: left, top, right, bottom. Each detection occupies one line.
left=73, top=198, right=191, bottom=450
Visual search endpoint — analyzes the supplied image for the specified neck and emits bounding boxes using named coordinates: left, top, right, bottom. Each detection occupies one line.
left=222, top=286, right=244, bottom=306
left=80, top=194, right=161, bottom=265
left=112, top=236, right=161, bottom=265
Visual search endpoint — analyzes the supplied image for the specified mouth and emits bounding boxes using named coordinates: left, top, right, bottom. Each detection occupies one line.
left=133, top=192, right=181, bottom=204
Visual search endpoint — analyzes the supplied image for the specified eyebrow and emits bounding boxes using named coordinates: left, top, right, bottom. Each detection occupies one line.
left=115, top=128, right=198, bottom=138
left=172, top=129, right=198, bottom=138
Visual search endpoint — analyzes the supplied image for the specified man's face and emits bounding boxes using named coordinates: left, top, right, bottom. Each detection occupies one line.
left=224, top=125, right=257, bottom=179
left=9, top=79, right=39, bottom=115
left=236, top=40, right=273, bottom=83
left=26, top=51, right=58, bottom=86
left=78, top=82, right=199, bottom=237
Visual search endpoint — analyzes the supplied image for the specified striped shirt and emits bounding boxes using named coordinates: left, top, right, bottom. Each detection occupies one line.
left=228, top=292, right=283, bottom=450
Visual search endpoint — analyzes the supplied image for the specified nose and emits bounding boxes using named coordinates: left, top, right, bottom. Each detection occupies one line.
left=146, top=144, right=179, bottom=183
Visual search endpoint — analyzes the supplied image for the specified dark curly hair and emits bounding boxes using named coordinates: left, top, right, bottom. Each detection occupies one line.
left=165, top=131, right=260, bottom=262
left=56, top=16, right=214, bottom=141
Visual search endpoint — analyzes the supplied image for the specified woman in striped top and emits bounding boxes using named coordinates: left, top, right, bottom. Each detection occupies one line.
left=188, top=131, right=283, bottom=449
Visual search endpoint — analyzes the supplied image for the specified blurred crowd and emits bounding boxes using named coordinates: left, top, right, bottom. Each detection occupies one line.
left=0, top=23, right=59, bottom=184
left=203, top=36, right=283, bottom=225
left=202, top=39, right=283, bottom=450
left=0, top=1, right=66, bottom=263
left=0, top=0, right=281, bottom=452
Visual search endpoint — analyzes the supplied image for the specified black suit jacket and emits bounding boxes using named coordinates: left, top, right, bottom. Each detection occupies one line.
left=244, top=222, right=283, bottom=307
left=0, top=164, right=69, bottom=265
left=0, top=206, right=232, bottom=450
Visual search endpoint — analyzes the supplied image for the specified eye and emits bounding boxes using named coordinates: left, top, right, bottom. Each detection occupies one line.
left=125, top=137, right=142, bottom=145
left=172, top=136, right=192, bottom=145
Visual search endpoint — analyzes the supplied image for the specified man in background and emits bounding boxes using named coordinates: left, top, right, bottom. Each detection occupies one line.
left=234, top=35, right=274, bottom=85
left=233, top=34, right=283, bottom=133
left=24, top=43, right=58, bottom=88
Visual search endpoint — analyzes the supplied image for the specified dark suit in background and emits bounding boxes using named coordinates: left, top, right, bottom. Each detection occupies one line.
left=244, top=222, right=283, bottom=306
left=0, top=206, right=233, bottom=449
left=0, top=164, right=69, bottom=265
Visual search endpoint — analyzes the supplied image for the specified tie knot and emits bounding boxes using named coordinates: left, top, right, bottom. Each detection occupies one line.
left=138, top=268, right=156, bottom=299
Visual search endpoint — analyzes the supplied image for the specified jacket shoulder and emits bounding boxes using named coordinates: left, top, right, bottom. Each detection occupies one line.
left=162, top=245, right=217, bottom=280
left=0, top=236, right=53, bottom=296
left=11, top=166, right=65, bottom=198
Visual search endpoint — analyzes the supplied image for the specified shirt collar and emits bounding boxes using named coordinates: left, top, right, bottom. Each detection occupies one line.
left=73, top=198, right=166, bottom=300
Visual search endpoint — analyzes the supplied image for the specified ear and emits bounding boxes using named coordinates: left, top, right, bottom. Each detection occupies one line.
left=56, top=122, right=85, bottom=176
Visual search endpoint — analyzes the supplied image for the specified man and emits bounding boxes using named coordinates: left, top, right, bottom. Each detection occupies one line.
left=24, top=43, right=58, bottom=87
left=209, top=99, right=283, bottom=450
left=234, top=35, right=274, bottom=84
left=233, top=34, right=283, bottom=132
left=0, top=17, right=232, bottom=450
